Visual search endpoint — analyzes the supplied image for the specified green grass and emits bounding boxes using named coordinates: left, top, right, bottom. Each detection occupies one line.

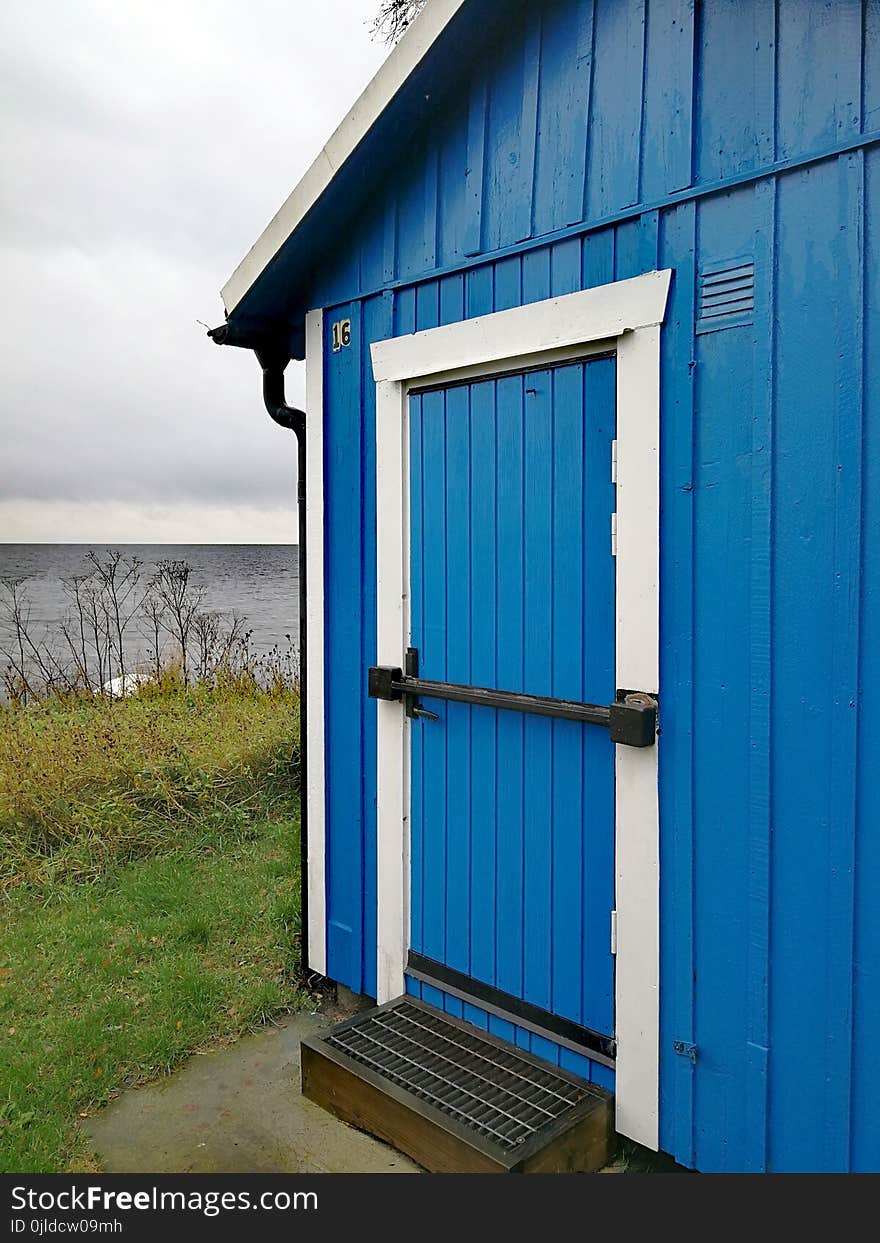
left=0, top=680, right=300, bottom=892
left=0, top=685, right=307, bottom=1173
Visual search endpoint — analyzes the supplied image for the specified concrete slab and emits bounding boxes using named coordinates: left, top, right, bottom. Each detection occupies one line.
left=84, top=1010, right=421, bottom=1174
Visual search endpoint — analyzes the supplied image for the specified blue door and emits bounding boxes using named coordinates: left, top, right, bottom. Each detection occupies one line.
left=408, top=356, right=617, bottom=1045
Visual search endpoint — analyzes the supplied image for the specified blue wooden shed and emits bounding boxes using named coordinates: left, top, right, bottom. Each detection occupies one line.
left=211, top=0, right=880, bottom=1173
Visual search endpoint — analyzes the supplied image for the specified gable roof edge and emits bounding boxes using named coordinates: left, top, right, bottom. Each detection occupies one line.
left=220, top=0, right=470, bottom=316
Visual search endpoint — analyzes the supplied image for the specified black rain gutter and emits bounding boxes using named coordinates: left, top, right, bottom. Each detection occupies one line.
left=208, top=322, right=320, bottom=989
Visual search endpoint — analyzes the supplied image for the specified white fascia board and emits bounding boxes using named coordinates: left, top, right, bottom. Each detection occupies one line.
left=221, top=0, right=470, bottom=315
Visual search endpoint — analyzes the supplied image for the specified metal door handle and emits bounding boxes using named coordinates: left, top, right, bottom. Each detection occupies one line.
left=368, top=649, right=658, bottom=747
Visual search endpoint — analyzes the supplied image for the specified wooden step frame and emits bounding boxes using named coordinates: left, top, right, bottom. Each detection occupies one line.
left=301, top=998, right=614, bottom=1173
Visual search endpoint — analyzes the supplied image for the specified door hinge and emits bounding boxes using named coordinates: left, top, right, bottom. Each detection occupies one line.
left=673, top=1040, right=698, bottom=1064
left=611, top=512, right=618, bottom=557
left=611, top=439, right=618, bottom=485
left=610, top=909, right=618, bottom=956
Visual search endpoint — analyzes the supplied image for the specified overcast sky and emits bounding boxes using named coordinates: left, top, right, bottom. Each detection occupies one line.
left=0, top=0, right=387, bottom=543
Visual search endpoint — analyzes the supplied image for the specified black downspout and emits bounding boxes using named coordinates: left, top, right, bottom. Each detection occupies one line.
left=256, top=350, right=315, bottom=987
left=209, top=324, right=325, bottom=991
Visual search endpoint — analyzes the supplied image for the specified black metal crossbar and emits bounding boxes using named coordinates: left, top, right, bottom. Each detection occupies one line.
left=368, top=650, right=657, bottom=748
left=391, top=675, right=612, bottom=726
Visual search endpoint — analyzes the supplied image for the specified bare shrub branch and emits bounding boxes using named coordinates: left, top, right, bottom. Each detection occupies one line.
left=150, top=560, right=205, bottom=687
left=0, top=553, right=299, bottom=703
left=140, top=593, right=168, bottom=682
left=371, top=0, right=428, bottom=43
left=84, top=550, right=145, bottom=691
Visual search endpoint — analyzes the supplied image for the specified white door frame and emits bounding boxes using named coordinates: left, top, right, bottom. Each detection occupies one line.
left=370, top=270, right=671, bottom=1150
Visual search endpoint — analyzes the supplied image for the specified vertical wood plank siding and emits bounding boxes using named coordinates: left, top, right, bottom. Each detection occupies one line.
left=312, top=0, right=880, bottom=1171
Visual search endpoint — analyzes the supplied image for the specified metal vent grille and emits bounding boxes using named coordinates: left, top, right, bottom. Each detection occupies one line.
left=697, top=257, right=755, bottom=333
left=326, top=1000, right=588, bottom=1151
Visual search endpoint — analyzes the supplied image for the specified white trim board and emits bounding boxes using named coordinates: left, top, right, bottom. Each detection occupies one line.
left=304, top=309, right=327, bottom=976
left=371, top=270, right=671, bottom=1151
left=221, top=0, right=469, bottom=315
left=371, top=272, right=671, bottom=381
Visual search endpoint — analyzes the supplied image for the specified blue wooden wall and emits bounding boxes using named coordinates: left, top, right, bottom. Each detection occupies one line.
left=307, top=0, right=880, bottom=1172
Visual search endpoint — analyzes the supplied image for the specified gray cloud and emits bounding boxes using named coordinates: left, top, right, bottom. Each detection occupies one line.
left=1, top=0, right=385, bottom=537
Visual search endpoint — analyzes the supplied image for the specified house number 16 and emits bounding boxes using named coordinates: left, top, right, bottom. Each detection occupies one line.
left=332, top=319, right=352, bottom=352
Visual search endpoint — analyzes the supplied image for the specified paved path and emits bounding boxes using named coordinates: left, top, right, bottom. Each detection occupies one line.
left=84, top=1009, right=420, bottom=1174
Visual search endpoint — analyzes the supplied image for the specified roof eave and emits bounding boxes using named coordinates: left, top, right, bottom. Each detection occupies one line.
left=220, top=0, right=470, bottom=317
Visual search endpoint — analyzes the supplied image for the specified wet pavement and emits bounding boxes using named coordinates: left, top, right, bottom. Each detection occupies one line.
left=84, top=1008, right=420, bottom=1174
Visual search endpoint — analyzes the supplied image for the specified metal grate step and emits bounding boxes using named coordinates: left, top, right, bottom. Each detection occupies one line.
left=302, top=997, right=613, bottom=1173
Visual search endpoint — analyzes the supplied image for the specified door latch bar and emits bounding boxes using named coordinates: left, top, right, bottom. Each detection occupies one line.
left=368, top=650, right=658, bottom=747
left=369, top=648, right=440, bottom=722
